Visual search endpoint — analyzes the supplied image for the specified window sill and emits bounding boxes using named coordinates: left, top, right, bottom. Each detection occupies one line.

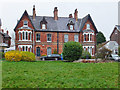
left=36, top=41, right=41, bottom=42
left=83, top=41, right=94, bottom=42
left=47, top=41, right=52, bottom=42
left=19, top=40, right=32, bottom=42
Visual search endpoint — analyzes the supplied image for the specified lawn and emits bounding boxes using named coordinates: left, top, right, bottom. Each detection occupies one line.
left=2, top=61, right=119, bottom=88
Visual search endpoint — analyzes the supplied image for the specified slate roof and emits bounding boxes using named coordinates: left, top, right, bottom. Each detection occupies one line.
left=115, top=25, right=120, bottom=32
left=14, top=10, right=98, bottom=33
left=0, top=32, right=11, bottom=38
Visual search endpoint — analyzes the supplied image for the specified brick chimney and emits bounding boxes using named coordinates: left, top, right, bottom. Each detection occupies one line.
left=7, top=30, right=9, bottom=35
left=53, top=7, right=58, bottom=20
left=69, top=14, right=73, bottom=18
left=33, top=5, right=36, bottom=20
left=74, top=9, right=78, bottom=21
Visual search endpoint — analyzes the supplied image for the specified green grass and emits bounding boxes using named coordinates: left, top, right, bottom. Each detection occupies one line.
left=2, top=61, right=119, bottom=88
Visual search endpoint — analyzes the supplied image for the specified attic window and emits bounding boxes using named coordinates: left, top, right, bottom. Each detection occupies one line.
left=42, top=24, right=46, bottom=29
left=23, top=20, right=28, bottom=27
left=87, top=24, right=90, bottom=29
left=70, top=25, right=73, bottom=30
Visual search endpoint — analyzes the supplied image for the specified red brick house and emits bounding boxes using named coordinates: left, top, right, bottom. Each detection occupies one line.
left=110, top=25, right=120, bottom=45
left=14, top=6, right=98, bottom=57
left=0, top=19, right=11, bottom=52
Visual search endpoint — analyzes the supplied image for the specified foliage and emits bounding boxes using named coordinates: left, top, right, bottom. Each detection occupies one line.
left=2, top=61, right=118, bottom=88
left=5, top=51, right=22, bottom=62
left=63, top=41, right=83, bottom=61
left=118, top=46, right=120, bottom=56
left=53, top=49, right=58, bottom=54
left=0, top=52, right=4, bottom=59
left=97, top=47, right=112, bottom=60
left=81, top=51, right=91, bottom=59
left=21, top=51, right=36, bottom=62
left=5, top=51, right=35, bottom=62
left=96, top=31, right=106, bottom=45
left=42, top=55, right=47, bottom=56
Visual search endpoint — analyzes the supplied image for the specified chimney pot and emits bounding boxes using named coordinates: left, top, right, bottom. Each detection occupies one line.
left=53, top=7, right=58, bottom=20
left=74, top=9, right=78, bottom=21
left=69, top=14, right=73, bottom=18
left=33, top=5, right=36, bottom=20
left=7, top=30, right=8, bottom=35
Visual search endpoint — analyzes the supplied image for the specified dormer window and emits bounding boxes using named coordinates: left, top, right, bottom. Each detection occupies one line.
left=67, top=20, right=74, bottom=30
left=87, top=24, right=90, bottom=29
left=23, top=20, right=28, bottom=27
left=40, top=17, right=47, bottom=30
left=42, top=24, right=46, bottom=29
left=70, top=25, right=73, bottom=30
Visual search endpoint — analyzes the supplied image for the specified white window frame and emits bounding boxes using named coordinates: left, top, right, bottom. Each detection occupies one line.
left=30, top=47, right=32, bottom=52
left=47, top=34, right=52, bottom=42
left=26, top=32, right=28, bottom=40
left=36, top=33, right=41, bottom=42
left=83, top=46, right=94, bottom=56
left=19, top=32, right=21, bottom=40
left=23, top=20, right=28, bottom=27
left=29, top=33, right=32, bottom=40
left=74, top=34, right=79, bottom=42
left=64, top=34, right=68, bottom=42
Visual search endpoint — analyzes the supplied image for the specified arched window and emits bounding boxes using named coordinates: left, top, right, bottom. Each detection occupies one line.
left=70, top=25, right=73, bottom=30
left=87, top=24, right=90, bottom=29
left=22, top=46, right=25, bottom=51
left=90, top=47, right=92, bottom=55
left=88, top=34, right=89, bottom=41
left=26, top=46, right=28, bottom=51
left=90, top=34, right=92, bottom=41
left=26, top=32, right=28, bottom=40
left=84, top=34, right=86, bottom=41
left=19, top=47, right=21, bottom=51
left=36, top=33, right=40, bottom=41
left=47, top=47, right=51, bottom=55
left=42, top=24, right=46, bottom=29
left=84, top=47, right=86, bottom=51
left=19, top=32, right=21, bottom=40
left=29, top=33, right=31, bottom=40
left=36, top=47, right=40, bottom=56
left=22, top=32, right=24, bottom=40
left=30, top=47, right=32, bottom=52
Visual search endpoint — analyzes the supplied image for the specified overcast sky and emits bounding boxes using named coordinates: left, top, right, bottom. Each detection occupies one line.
left=0, top=0, right=119, bottom=41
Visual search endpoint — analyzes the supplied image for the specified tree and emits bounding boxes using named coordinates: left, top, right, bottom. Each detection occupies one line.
left=118, top=46, right=120, bottom=56
left=96, top=31, right=106, bottom=45
left=63, top=41, right=83, bottom=61
left=97, top=47, right=112, bottom=60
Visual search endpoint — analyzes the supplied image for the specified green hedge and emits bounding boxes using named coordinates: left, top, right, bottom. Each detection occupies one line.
left=63, top=41, right=83, bottom=61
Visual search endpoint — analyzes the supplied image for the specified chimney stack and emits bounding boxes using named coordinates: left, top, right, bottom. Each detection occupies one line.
left=74, top=9, right=78, bottom=21
left=7, top=30, right=9, bottom=35
left=53, top=7, right=58, bottom=20
left=2, top=29, right=4, bottom=33
left=33, top=5, right=36, bottom=20
left=69, top=14, right=73, bottom=18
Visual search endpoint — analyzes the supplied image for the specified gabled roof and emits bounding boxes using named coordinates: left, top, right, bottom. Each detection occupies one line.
left=110, top=25, right=120, bottom=38
left=115, top=25, right=120, bottom=32
left=15, top=10, right=98, bottom=33
left=14, top=10, right=35, bottom=31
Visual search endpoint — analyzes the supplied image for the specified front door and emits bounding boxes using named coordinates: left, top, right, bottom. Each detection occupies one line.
left=36, top=47, right=40, bottom=56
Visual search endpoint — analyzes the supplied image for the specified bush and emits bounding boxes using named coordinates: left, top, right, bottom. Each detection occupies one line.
left=81, top=51, right=91, bottom=59
left=0, top=52, right=4, bottom=58
left=5, top=51, right=22, bottom=62
left=21, top=51, right=36, bottom=62
left=5, top=51, right=36, bottom=62
left=63, top=41, right=83, bottom=61
left=42, top=55, right=47, bottom=56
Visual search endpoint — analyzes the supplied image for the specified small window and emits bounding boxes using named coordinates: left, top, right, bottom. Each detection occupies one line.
left=84, top=34, right=86, bottom=41
left=84, top=47, right=86, bottom=51
left=22, top=46, right=25, bottom=51
left=23, top=20, right=28, bottom=27
left=36, top=47, right=40, bottom=56
left=74, top=35, right=78, bottom=42
left=19, top=33, right=21, bottom=40
left=90, top=34, right=92, bottom=41
left=42, top=24, right=46, bottom=29
left=36, top=34, right=40, bottom=41
left=19, top=47, right=21, bottom=51
left=26, top=46, right=28, bottom=51
left=29, top=33, right=31, bottom=40
left=47, top=34, right=51, bottom=42
left=87, top=24, right=90, bottom=29
left=64, top=34, right=68, bottom=42
left=26, top=32, right=28, bottom=40
left=70, top=25, right=73, bottom=30
left=22, top=32, right=25, bottom=40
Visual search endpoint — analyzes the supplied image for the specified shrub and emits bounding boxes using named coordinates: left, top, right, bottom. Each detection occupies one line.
left=63, top=41, right=83, bottom=61
left=118, top=46, right=120, bottom=56
left=5, top=51, right=22, bottom=62
left=21, top=51, right=36, bottom=62
left=81, top=51, right=91, bottom=59
left=42, top=55, right=47, bottom=56
left=0, top=52, right=4, bottom=58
